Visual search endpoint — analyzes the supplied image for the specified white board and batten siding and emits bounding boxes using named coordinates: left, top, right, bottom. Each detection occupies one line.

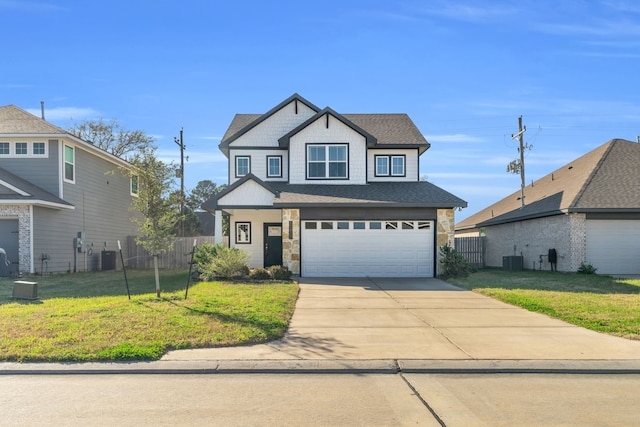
left=301, top=220, right=434, bottom=277
left=586, top=220, right=640, bottom=275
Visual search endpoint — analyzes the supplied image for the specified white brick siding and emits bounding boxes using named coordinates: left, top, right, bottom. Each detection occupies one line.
left=288, top=115, right=367, bottom=184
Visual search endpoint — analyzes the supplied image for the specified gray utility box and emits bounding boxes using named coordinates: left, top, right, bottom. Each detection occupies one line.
left=12, top=281, right=38, bottom=300
left=503, top=256, right=524, bottom=271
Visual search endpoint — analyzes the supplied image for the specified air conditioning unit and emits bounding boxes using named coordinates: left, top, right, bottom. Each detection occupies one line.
left=502, top=256, right=523, bottom=271
left=12, top=281, right=38, bottom=300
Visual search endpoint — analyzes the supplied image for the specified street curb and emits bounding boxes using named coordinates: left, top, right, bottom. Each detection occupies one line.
left=2, top=359, right=640, bottom=375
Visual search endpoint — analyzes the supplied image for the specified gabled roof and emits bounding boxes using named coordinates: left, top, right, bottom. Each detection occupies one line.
left=218, top=94, right=431, bottom=154
left=0, top=105, right=68, bottom=135
left=0, top=167, right=73, bottom=209
left=278, top=107, right=378, bottom=148
left=219, top=93, right=321, bottom=150
left=456, top=139, right=640, bottom=230
left=202, top=174, right=467, bottom=210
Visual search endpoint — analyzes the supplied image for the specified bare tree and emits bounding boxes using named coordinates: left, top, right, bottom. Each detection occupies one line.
left=68, top=118, right=156, bottom=159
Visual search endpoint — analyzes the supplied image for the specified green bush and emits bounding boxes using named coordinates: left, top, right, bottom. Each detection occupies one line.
left=199, top=246, right=250, bottom=280
left=268, top=265, right=292, bottom=280
left=438, top=244, right=475, bottom=280
left=577, top=262, right=598, bottom=274
left=249, top=268, right=271, bottom=280
left=193, top=242, right=226, bottom=268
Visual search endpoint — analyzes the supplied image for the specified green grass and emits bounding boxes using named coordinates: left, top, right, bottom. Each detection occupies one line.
left=0, top=270, right=298, bottom=362
left=448, top=268, right=640, bottom=341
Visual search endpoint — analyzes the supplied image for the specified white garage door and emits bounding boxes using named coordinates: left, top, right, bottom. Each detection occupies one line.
left=586, top=220, right=640, bottom=275
left=301, top=220, right=434, bottom=277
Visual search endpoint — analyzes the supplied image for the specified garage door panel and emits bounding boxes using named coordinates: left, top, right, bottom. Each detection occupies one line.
left=302, top=220, right=433, bottom=277
left=586, top=220, right=640, bottom=275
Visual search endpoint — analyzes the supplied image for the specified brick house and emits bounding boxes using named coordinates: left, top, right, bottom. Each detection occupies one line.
left=456, top=139, right=640, bottom=274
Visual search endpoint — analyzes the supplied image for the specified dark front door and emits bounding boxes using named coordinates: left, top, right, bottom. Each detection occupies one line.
left=264, top=223, right=282, bottom=267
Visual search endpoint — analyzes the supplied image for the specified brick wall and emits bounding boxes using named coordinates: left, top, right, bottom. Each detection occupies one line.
left=483, top=213, right=586, bottom=272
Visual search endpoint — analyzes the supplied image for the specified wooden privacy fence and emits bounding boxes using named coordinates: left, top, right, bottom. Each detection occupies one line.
left=126, top=236, right=218, bottom=269
left=455, top=236, right=486, bottom=268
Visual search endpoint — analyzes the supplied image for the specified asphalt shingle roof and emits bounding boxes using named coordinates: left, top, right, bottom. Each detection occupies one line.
left=456, top=139, right=640, bottom=230
left=0, top=167, right=73, bottom=208
left=0, top=105, right=68, bottom=134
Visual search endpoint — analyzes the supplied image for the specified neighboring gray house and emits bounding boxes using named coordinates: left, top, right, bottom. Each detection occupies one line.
left=456, top=138, right=640, bottom=275
left=203, top=93, right=466, bottom=277
left=0, top=105, right=139, bottom=276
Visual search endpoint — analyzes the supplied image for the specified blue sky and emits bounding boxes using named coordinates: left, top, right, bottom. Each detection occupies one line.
left=3, top=0, right=639, bottom=221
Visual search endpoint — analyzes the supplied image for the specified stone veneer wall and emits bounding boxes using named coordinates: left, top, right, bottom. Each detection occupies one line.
left=436, top=209, right=455, bottom=276
left=281, top=208, right=300, bottom=275
left=0, top=205, right=31, bottom=274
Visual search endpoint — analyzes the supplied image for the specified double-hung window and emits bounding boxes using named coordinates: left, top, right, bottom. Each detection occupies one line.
left=33, top=142, right=46, bottom=155
left=64, top=145, right=75, bottom=182
left=236, top=156, right=250, bottom=177
left=0, top=142, right=9, bottom=155
left=375, top=155, right=405, bottom=177
left=267, top=156, right=282, bottom=178
left=307, top=144, right=348, bottom=179
left=15, top=142, right=28, bottom=155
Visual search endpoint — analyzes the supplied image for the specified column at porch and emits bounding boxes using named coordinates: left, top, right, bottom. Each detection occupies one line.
left=436, top=208, right=456, bottom=276
left=214, top=210, right=223, bottom=244
left=281, top=208, right=300, bottom=275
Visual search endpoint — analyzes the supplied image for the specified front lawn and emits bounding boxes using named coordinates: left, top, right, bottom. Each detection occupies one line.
left=0, top=270, right=298, bottom=362
left=448, top=268, right=640, bottom=340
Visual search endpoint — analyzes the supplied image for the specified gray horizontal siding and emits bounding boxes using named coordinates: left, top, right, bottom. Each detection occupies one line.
left=0, top=140, right=60, bottom=195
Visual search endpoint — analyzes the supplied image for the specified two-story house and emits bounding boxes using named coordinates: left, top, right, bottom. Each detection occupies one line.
left=0, top=105, right=139, bottom=276
left=203, top=94, right=466, bottom=277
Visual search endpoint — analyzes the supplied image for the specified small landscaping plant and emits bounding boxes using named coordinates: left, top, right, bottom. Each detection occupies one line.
left=249, top=267, right=271, bottom=280
left=198, top=245, right=250, bottom=280
left=438, top=244, right=475, bottom=280
left=577, top=262, right=598, bottom=274
left=268, top=265, right=292, bottom=280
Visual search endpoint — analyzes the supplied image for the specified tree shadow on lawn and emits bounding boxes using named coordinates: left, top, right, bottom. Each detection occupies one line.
left=455, top=268, right=640, bottom=295
left=0, top=269, right=189, bottom=305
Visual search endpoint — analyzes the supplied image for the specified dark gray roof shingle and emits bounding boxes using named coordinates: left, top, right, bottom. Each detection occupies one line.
left=0, top=167, right=73, bottom=208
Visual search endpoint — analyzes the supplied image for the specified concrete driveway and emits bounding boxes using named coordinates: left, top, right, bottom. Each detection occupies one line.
left=163, top=277, right=640, bottom=361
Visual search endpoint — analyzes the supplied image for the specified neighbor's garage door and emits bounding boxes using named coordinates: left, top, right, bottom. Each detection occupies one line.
left=586, top=220, right=640, bottom=275
left=301, top=220, right=434, bottom=277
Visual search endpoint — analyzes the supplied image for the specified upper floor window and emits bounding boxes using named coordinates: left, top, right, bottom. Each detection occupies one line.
left=33, top=142, right=46, bottom=155
left=307, top=144, right=348, bottom=179
left=267, top=155, right=282, bottom=178
left=64, top=144, right=75, bottom=182
left=375, top=155, right=405, bottom=177
left=15, top=142, right=28, bottom=155
left=0, top=142, right=9, bottom=155
left=236, top=156, right=250, bottom=177
left=130, top=175, right=139, bottom=196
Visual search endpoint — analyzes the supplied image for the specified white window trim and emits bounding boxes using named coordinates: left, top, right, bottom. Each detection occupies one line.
left=391, top=155, right=406, bottom=177
left=64, top=144, right=75, bottom=183
left=375, top=155, right=390, bottom=176
left=130, top=175, right=139, bottom=197
left=0, top=141, right=49, bottom=157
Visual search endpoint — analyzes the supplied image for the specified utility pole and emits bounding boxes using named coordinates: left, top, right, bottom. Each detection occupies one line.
left=174, top=128, right=185, bottom=237
left=511, top=116, right=527, bottom=209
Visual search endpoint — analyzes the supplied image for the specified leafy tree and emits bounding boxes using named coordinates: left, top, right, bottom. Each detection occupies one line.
left=186, top=180, right=227, bottom=210
left=127, top=148, right=180, bottom=297
left=68, top=118, right=156, bottom=159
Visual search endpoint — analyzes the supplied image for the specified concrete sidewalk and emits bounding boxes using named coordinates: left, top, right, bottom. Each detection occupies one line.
left=3, top=277, right=640, bottom=374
